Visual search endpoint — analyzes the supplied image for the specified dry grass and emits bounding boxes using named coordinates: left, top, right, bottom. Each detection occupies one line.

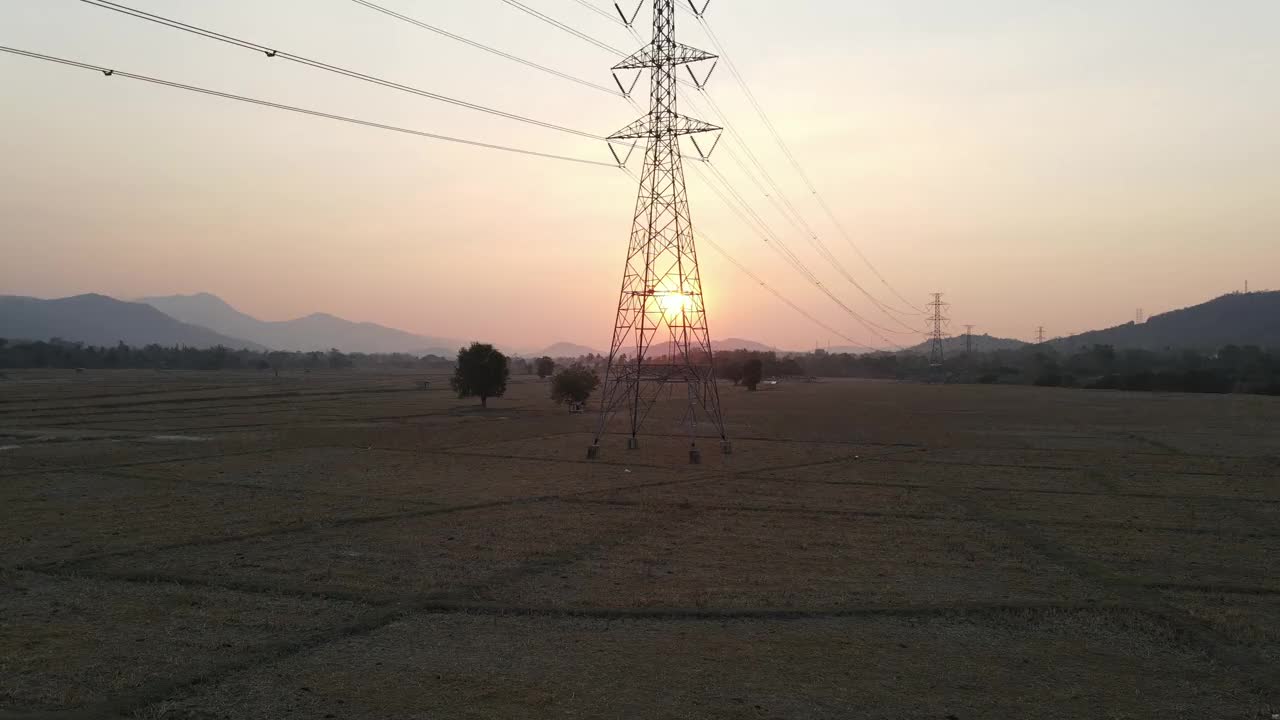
left=150, top=611, right=1255, bottom=720
left=0, top=570, right=372, bottom=712
left=0, top=369, right=1276, bottom=718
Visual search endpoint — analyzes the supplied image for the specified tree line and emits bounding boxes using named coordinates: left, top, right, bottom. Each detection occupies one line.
left=0, top=338, right=453, bottom=372
left=952, top=343, right=1280, bottom=395
left=708, top=344, right=1280, bottom=396
left=6, top=337, right=1277, bottom=399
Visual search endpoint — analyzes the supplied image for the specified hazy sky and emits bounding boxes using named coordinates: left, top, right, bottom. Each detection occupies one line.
left=2, top=0, right=1277, bottom=351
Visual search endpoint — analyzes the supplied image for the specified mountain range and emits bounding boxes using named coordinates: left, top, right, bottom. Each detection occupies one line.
left=901, top=333, right=1028, bottom=356
left=2, top=290, right=1275, bottom=357
left=1047, top=291, right=1280, bottom=352
left=713, top=338, right=775, bottom=353
left=141, top=293, right=461, bottom=355
left=895, top=291, right=1279, bottom=357
left=0, top=294, right=264, bottom=350
left=536, top=342, right=601, bottom=358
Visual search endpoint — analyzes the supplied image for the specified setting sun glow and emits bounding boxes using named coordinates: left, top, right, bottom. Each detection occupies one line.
left=656, top=292, right=695, bottom=320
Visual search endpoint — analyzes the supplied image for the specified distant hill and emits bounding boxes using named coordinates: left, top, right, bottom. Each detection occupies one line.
left=141, top=293, right=460, bottom=354
left=538, top=342, right=601, bottom=358
left=901, top=333, right=1027, bottom=356
left=537, top=338, right=778, bottom=358
left=827, top=345, right=882, bottom=354
left=712, top=338, right=775, bottom=352
left=0, top=294, right=261, bottom=349
left=1051, top=291, right=1280, bottom=352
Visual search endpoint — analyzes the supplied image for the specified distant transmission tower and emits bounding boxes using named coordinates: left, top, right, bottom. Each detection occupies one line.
left=964, top=324, right=975, bottom=355
left=926, top=293, right=950, bottom=367
left=1036, top=326, right=1046, bottom=344
left=1136, top=308, right=1144, bottom=324
left=589, top=0, right=727, bottom=462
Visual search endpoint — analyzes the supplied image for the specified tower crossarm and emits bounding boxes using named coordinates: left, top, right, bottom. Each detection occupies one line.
left=613, top=41, right=716, bottom=70
left=608, top=113, right=721, bottom=140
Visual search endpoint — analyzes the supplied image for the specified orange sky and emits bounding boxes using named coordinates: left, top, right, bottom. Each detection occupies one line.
left=2, top=0, right=1277, bottom=350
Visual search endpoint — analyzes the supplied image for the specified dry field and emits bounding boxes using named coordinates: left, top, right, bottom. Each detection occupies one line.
left=1, top=368, right=1277, bottom=719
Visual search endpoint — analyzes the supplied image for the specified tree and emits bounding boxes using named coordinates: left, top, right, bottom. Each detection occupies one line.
left=742, top=358, right=764, bottom=390
left=451, top=342, right=509, bottom=408
left=535, top=356, right=556, bottom=379
left=510, top=356, right=531, bottom=376
left=328, top=349, right=353, bottom=369
left=776, top=357, right=804, bottom=377
left=719, top=360, right=745, bottom=385
left=550, top=365, right=600, bottom=405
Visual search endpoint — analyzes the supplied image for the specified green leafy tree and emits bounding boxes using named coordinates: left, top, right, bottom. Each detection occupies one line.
left=451, top=342, right=510, bottom=408
left=535, top=356, right=556, bottom=379
left=742, top=358, right=764, bottom=391
left=550, top=365, right=600, bottom=405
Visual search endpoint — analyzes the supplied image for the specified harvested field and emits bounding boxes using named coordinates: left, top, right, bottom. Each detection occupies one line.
left=1, top=369, right=1277, bottom=718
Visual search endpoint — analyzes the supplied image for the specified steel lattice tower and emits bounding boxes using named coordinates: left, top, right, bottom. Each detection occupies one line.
left=926, top=293, right=949, bottom=368
left=589, top=0, right=727, bottom=462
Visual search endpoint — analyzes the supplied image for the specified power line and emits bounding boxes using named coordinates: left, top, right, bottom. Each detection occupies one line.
left=691, top=12, right=922, bottom=313
left=556, top=2, right=921, bottom=327
left=698, top=231, right=875, bottom=352
left=689, top=161, right=906, bottom=350
left=115, top=0, right=899, bottom=353
left=477, top=2, right=911, bottom=345
left=686, top=91, right=921, bottom=326
left=77, top=0, right=605, bottom=141
left=568, top=0, right=628, bottom=26
left=698, top=162, right=909, bottom=344
left=347, top=0, right=618, bottom=96
left=21, top=5, right=876, bottom=354
left=0, top=46, right=616, bottom=167
left=498, top=0, right=627, bottom=55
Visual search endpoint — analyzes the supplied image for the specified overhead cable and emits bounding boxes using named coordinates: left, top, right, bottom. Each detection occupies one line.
left=347, top=0, right=618, bottom=96
left=0, top=46, right=616, bottom=167
left=693, top=13, right=923, bottom=311
left=78, top=0, right=605, bottom=141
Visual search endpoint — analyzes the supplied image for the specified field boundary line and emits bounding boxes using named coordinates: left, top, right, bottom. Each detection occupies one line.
left=93, top=467, right=446, bottom=510
left=24, top=482, right=721, bottom=718
left=0, top=445, right=324, bottom=481
left=557, top=496, right=1280, bottom=538
left=871, top=453, right=1272, bottom=479
left=19, top=471, right=721, bottom=573
left=0, top=386, right=416, bottom=416
left=936, top=480, right=1280, bottom=695
left=1142, top=582, right=1280, bottom=596
left=741, top=472, right=1280, bottom=506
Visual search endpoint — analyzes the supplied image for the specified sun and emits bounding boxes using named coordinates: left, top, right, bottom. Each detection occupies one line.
left=657, top=291, right=695, bottom=319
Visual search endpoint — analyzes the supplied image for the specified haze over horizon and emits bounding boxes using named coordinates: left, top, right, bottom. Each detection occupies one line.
left=3, top=0, right=1277, bottom=351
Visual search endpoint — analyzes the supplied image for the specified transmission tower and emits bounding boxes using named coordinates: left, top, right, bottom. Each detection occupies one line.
left=1136, top=308, right=1144, bottom=324
left=964, top=324, right=975, bottom=355
left=926, top=293, right=949, bottom=367
left=589, top=0, right=727, bottom=463
left=1036, top=326, right=1046, bottom=344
